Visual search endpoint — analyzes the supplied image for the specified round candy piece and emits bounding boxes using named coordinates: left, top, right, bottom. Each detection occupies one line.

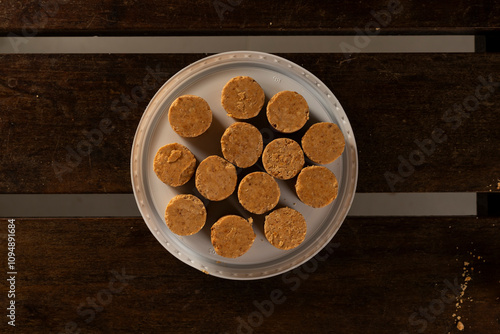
left=295, top=166, right=338, bottom=208
left=264, top=207, right=307, bottom=250
left=221, top=122, right=263, bottom=168
left=266, top=90, right=309, bottom=133
left=211, top=215, right=256, bottom=258
left=165, top=194, right=206, bottom=236
left=153, top=143, right=196, bottom=187
left=262, top=138, right=304, bottom=180
left=168, top=95, right=212, bottom=137
left=195, top=155, right=237, bottom=201
left=302, top=122, right=345, bottom=164
left=221, top=76, right=265, bottom=119
left=238, top=172, right=280, bottom=214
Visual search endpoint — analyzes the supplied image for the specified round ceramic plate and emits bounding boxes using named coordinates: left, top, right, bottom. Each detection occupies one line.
left=131, top=51, right=358, bottom=280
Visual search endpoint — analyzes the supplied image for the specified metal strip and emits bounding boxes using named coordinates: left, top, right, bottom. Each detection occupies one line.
left=348, top=193, right=476, bottom=216
left=0, top=194, right=140, bottom=218
left=0, top=36, right=475, bottom=54
left=0, top=193, right=476, bottom=217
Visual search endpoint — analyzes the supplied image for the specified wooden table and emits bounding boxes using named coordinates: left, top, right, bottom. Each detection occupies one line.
left=1, top=1, right=499, bottom=333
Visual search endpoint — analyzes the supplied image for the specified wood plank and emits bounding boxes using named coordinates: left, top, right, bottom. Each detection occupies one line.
left=0, top=1, right=499, bottom=36
left=0, top=217, right=498, bottom=333
left=1, top=53, right=499, bottom=193
left=0, top=54, right=202, bottom=193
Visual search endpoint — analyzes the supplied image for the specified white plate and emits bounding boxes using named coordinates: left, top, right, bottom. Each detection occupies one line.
left=131, top=51, right=358, bottom=280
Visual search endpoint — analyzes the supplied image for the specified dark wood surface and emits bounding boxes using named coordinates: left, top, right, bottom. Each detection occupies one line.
left=1, top=53, right=499, bottom=194
left=0, top=0, right=499, bottom=36
left=0, top=217, right=498, bottom=333
left=1, top=2, right=499, bottom=334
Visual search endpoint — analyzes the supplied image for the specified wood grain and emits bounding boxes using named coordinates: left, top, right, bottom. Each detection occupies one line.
left=0, top=53, right=499, bottom=193
left=0, top=217, right=498, bottom=333
left=0, top=1, right=499, bottom=36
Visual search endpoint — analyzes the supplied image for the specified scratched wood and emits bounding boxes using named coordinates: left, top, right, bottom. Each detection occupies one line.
left=0, top=53, right=499, bottom=193
left=0, top=217, right=498, bottom=333
left=0, top=1, right=499, bottom=36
